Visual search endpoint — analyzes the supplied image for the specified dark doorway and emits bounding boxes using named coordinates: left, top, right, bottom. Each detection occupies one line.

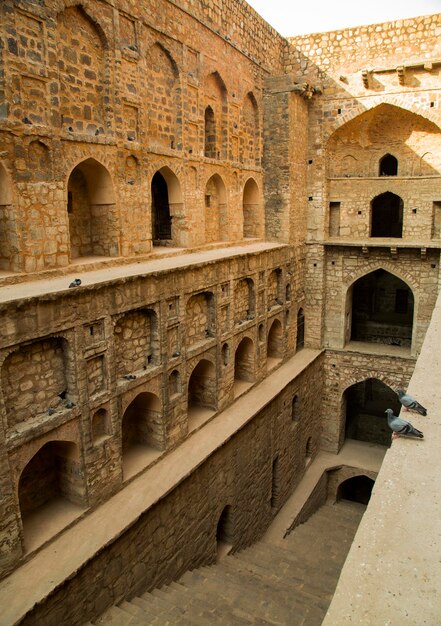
left=379, top=154, right=398, bottom=176
left=204, top=106, right=216, bottom=159
left=344, top=378, right=400, bottom=446
left=350, top=269, right=413, bottom=347
left=337, top=475, right=375, bottom=505
left=296, top=309, right=305, bottom=350
left=152, top=172, right=171, bottom=242
left=371, top=192, right=403, bottom=237
left=216, top=505, right=233, bottom=560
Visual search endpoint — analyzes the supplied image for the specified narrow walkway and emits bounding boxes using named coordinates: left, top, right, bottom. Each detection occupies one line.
left=0, top=242, right=284, bottom=304
left=92, top=500, right=366, bottom=626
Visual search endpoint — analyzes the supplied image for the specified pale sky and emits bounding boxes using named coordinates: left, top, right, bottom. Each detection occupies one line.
left=245, top=0, right=441, bottom=37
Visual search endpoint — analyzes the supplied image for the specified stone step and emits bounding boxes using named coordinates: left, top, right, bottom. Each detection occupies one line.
left=94, top=605, right=137, bottom=626
left=91, top=500, right=365, bottom=626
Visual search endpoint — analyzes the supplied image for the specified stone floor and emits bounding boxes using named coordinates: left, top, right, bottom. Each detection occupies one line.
left=91, top=499, right=366, bottom=625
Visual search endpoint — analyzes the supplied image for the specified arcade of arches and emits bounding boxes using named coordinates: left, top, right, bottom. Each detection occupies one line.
left=0, top=3, right=440, bottom=625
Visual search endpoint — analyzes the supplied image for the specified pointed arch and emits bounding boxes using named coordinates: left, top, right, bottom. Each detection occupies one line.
left=204, top=71, right=228, bottom=160
left=379, top=153, right=398, bottom=176
left=242, top=178, right=261, bottom=239
left=57, top=5, right=106, bottom=133
left=146, top=43, right=182, bottom=150
left=370, top=192, right=403, bottom=238
left=241, top=92, right=259, bottom=166
left=205, top=174, right=228, bottom=243
left=66, top=158, right=118, bottom=259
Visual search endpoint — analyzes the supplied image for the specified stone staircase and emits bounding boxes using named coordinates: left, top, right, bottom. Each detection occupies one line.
left=90, top=500, right=365, bottom=626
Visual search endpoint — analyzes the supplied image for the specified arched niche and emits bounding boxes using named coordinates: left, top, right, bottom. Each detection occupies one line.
left=241, top=92, right=259, bottom=166
left=1, top=337, right=73, bottom=429
left=267, top=318, right=283, bottom=364
left=348, top=269, right=414, bottom=349
left=242, top=178, right=261, bottom=239
left=18, top=440, right=86, bottom=551
left=57, top=5, right=106, bottom=133
left=121, top=392, right=164, bottom=479
left=187, top=359, right=216, bottom=431
left=343, top=378, right=400, bottom=446
left=114, top=309, right=159, bottom=376
left=234, top=278, right=255, bottom=324
left=204, top=106, right=216, bottom=159
left=216, top=505, right=234, bottom=560
left=146, top=43, right=181, bottom=151
left=186, top=291, right=215, bottom=346
left=234, top=337, right=255, bottom=397
left=91, top=408, right=111, bottom=445
left=370, top=192, right=403, bottom=238
left=203, top=72, right=228, bottom=160
left=204, top=174, right=228, bottom=243
left=67, top=158, right=118, bottom=259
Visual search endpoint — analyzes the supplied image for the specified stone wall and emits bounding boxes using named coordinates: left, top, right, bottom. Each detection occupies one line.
left=17, top=354, right=323, bottom=626
left=0, top=0, right=281, bottom=273
left=0, top=243, right=307, bottom=576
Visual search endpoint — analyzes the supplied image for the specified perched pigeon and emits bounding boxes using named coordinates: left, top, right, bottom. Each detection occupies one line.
left=68, top=278, right=82, bottom=288
left=385, top=408, right=424, bottom=440
left=395, top=389, right=427, bottom=416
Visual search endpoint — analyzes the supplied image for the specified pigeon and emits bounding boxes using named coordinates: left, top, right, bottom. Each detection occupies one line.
left=395, top=389, right=427, bottom=416
left=68, top=278, right=82, bottom=288
left=385, top=409, right=424, bottom=440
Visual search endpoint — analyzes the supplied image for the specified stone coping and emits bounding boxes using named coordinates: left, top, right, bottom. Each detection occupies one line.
left=0, top=348, right=321, bottom=626
left=0, top=242, right=285, bottom=306
left=323, top=291, right=441, bottom=625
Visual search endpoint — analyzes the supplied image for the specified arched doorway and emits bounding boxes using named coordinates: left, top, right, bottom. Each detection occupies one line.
left=151, top=167, right=184, bottom=247
left=121, top=392, right=164, bottom=480
left=343, top=378, right=400, bottom=446
left=234, top=337, right=255, bottom=397
left=216, top=505, right=234, bottom=560
left=187, top=359, right=216, bottom=431
left=370, top=192, right=403, bottom=237
left=67, top=159, right=117, bottom=259
left=18, top=441, right=86, bottom=551
left=349, top=269, right=414, bottom=348
left=337, top=475, right=375, bottom=505
left=242, top=178, right=260, bottom=238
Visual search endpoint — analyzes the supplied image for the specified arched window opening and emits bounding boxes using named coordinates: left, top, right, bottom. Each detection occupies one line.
left=337, top=475, right=375, bottom=505
left=67, top=159, right=117, bottom=259
left=370, top=192, right=403, bottom=238
left=92, top=408, right=110, bottom=444
left=379, top=154, right=398, bottom=176
left=271, top=456, right=280, bottom=508
left=18, top=441, right=85, bottom=552
left=204, top=106, right=216, bottom=159
left=188, top=359, right=216, bottom=431
left=121, top=392, right=164, bottom=480
left=152, top=172, right=172, bottom=243
left=267, top=318, right=283, bottom=367
left=296, top=309, right=305, bottom=351
left=350, top=269, right=414, bottom=347
left=222, top=343, right=229, bottom=366
left=216, top=505, right=234, bottom=560
left=267, top=268, right=283, bottom=309
left=344, top=378, right=400, bottom=446
left=204, top=175, right=228, bottom=243
left=242, top=178, right=260, bottom=239
left=234, top=337, right=255, bottom=397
